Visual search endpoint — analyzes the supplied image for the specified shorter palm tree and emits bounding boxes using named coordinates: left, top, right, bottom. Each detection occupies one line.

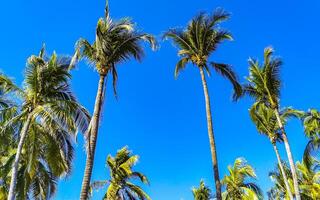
left=242, top=47, right=301, bottom=199
left=192, top=180, right=212, bottom=200
left=221, top=158, right=262, bottom=200
left=90, top=146, right=151, bottom=200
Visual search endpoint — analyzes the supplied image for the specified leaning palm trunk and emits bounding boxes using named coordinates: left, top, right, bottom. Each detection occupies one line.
left=274, top=109, right=301, bottom=200
left=8, top=113, right=33, bottom=200
left=271, top=141, right=293, bottom=200
left=80, top=75, right=106, bottom=200
left=199, top=67, right=222, bottom=200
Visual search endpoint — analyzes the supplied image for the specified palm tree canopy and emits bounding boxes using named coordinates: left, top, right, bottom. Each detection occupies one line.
left=192, top=180, right=212, bottom=200
left=0, top=46, right=90, bottom=137
left=222, top=158, right=263, bottom=200
left=302, top=109, right=320, bottom=137
left=72, top=1, right=156, bottom=96
left=90, top=146, right=151, bottom=200
left=243, top=47, right=283, bottom=108
left=163, top=9, right=242, bottom=100
left=250, top=103, right=303, bottom=143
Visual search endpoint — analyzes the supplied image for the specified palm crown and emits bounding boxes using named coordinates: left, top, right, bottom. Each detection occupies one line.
left=1, top=47, right=90, bottom=136
left=250, top=103, right=302, bottom=144
left=164, top=9, right=241, bottom=99
left=243, top=47, right=282, bottom=108
left=107, top=147, right=150, bottom=200
left=221, top=158, right=262, bottom=200
left=90, top=147, right=150, bottom=200
left=192, top=180, right=212, bottom=200
left=73, top=2, right=156, bottom=96
left=302, top=109, right=320, bottom=137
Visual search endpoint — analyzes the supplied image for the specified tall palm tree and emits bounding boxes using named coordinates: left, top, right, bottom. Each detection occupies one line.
left=72, top=2, right=156, bottom=199
left=164, top=9, right=241, bottom=200
left=0, top=47, right=89, bottom=200
left=221, top=158, right=262, bottom=200
left=249, top=103, right=303, bottom=199
left=90, top=146, right=151, bottom=200
left=242, top=47, right=301, bottom=199
left=192, top=180, right=212, bottom=200
left=268, top=161, right=294, bottom=200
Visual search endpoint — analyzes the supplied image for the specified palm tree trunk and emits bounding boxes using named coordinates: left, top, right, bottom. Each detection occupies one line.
left=8, top=113, right=33, bottom=200
left=80, top=74, right=106, bottom=200
left=271, top=141, right=293, bottom=200
left=199, top=67, right=222, bottom=200
left=274, top=109, right=301, bottom=200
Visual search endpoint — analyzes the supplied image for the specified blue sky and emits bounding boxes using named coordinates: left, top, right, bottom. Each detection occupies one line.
left=1, top=0, right=320, bottom=199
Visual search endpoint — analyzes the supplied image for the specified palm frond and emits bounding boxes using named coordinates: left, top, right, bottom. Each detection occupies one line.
left=211, top=62, right=242, bottom=100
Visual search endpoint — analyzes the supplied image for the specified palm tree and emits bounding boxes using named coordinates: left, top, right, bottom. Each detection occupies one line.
left=90, top=146, right=151, bottom=200
left=249, top=103, right=303, bottom=199
left=163, top=9, right=241, bottom=200
left=242, top=47, right=301, bottom=199
left=192, top=180, right=212, bottom=200
left=72, top=2, right=156, bottom=199
left=221, top=158, right=262, bottom=200
left=296, top=157, right=320, bottom=199
left=0, top=47, right=90, bottom=200
left=268, top=162, right=294, bottom=200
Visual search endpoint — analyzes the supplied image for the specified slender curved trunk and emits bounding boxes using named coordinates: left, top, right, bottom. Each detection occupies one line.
left=199, top=67, right=222, bottom=200
left=271, top=141, right=293, bottom=200
left=274, top=109, right=301, bottom=200
left=80, top=74, right=106, bottom=200
left=8, top=113, right=33, bottom=200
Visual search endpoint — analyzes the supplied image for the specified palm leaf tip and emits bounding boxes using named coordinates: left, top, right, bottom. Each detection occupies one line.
left=105, top=0, right=110, bottom=19
left=141, top=34, right=158, bottom=51
left=211, top=7, right=231, bottom=23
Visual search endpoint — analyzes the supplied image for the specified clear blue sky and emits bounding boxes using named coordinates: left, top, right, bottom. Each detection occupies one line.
left=1, top=0, right=319, bottom=199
